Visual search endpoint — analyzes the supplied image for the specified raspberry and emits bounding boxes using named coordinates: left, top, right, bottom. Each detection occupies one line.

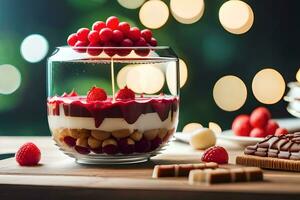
left=232, top=114, right=252, bottom=136
left=250, top=107, right=270, bottom=128
left=106, top=16, right=119, bottom=30
left=99, top=28, right=113, bottom=42
left=87, top=43, right=103, bottom=56
left=134, top=37, right=150, bottom=56
left=87, top=86, right=107, bottom=102
left=275, top=128, right=288, bottom=136
left=149, top=37, right=157, bottom=47
left=103, top=41, right=116, bottom=57
left=141, top=29, right=152, bottom=42
left=67, top=33, right=78, bottom=46
left=250, top=128, right=266, bottom=138
left=265, top=120, right=279, bottom=135
left=118, top=38, right=133, bottom=56
left=15, top=142, right=41, bottom=166
left=74, top=40, right=89, bottom=53
left=201, top=146, right=228, bottom=164
left=112, top=30, right=124, bottom=43
left=88, top=30, right=100, bottom=43
left=127, top=27, right=141, bottom=42
left=117, top=22, right=130, bottom=35
left=76, top=28, right=90, bottom=42
left=92, top=21, right=106, bottom=31
left=68, top=90, right=78, bottom=97
left=116, top=86, right=135, bottom=100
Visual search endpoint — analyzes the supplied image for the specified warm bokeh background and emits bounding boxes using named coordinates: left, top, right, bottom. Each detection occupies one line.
left=0, top=0, right=298, bottom=135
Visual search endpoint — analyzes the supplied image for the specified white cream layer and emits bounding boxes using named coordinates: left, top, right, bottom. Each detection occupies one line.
left=48, top=111, right=178, bottom=132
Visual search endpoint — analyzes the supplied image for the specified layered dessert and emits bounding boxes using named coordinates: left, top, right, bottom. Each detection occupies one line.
left=48, top=87, right=179, bottom=155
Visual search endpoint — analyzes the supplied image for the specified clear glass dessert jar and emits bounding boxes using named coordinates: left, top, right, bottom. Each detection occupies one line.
left=47, top=46, right=179, bottom=164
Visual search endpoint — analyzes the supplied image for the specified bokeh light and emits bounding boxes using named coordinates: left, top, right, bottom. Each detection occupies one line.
left=139, top=0, right=169, bottom=29
left=296, top=68, right=300, bottom=83
left=0, top=64, right=21, bottom=94
left=126, top=64, right=165, bottom=94
left=117, top=65, right=133, bottom=89
left=20, top=34, right=49, bottom=63
left=208, top=122, right=222, bottom=134
left=213, top=75, right=247, bottom=111
left=166, top=59, right=188, bottom=95
left=170, top=0, right=205, bottom=24
left=182, top=122, right=203, bottom=133
left=219, top=0, right=254, bottom=34
left=252, top=68, right=285, bottom=104
left=118, top=0, right=145, bottom=9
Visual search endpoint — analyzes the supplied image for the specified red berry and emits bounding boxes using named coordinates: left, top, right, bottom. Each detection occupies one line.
left=63, top=136, right=76, bottom=147
left=149, top=37, right=157, bottom=47
left=15, top=142, right=41, bottom=166
left=254, top=107, right=272, bottom=119
left=201, top=146, right=228, bottom=164
left=141, top=29, right=152, bottom=42
left=250, top=128, right=266, bottom=138
left=118, top=38, right=133, bottom=56
left=67, top=33, right=78, bottom=46
left=68, top=90, right=78, bottom=97
left=106, top=16, right=119, bottom=30
left=275, top=128, right=288, bottom=136
left=92, top=21, right=106, bottom=31
left=265, top=120, right=279, bottom=135
left=103, top=41, right=116, bottom=57
left=134, top=37, right=150, bottom=56
left=112, top=30, right=124, bottom=43
left=74, top=40, right=89, bottom=53
left=87, top=43, right=103, bottom=56
left=76, top=28, right=90, bottom=42
left=250, top=107, right=270, bottom=128
left=99, top=27, right=113, bottom=42
left=87, top=86, right=107, bottom=102
left=117, top=22, right=130, bottom=35
left=88, top=30, right=100, bottom=43
left=232, top=115, right=252, bottom=137
left=127, top=27, right=141, bottom=42
left=116, top=86, right=135, bottom=100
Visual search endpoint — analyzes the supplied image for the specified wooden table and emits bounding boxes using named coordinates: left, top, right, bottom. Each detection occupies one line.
left=0, top=136, right=299, bottom=200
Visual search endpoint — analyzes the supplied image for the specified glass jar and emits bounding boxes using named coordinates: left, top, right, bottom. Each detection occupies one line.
left=47, top=46, right=179, bottom=164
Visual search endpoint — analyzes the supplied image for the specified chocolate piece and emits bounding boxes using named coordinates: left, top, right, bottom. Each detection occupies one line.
left=152, top=162, right=218, bottom=178
left=243, top=167, right=263, bottom=181
left=152, top=165, right=175, bottom=178
left=188, top=167, right=263, bottom=185
left=244, top=132, right=300, bottom=160
left=229, top=168, right=247, bottom=182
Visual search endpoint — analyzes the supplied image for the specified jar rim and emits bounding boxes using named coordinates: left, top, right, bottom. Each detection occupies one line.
left=56, top=45, right=172, bottom=50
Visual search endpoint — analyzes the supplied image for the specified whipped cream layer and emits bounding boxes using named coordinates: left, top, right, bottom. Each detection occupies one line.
left=48, top=111, right=178, bottom=132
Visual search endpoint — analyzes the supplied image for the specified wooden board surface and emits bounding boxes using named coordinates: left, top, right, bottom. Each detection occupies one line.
left=0, top=137, right=299, bottom=200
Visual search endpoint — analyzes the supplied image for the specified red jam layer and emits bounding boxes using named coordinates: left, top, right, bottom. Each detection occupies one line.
left=47, top=96, right=179, bottom=128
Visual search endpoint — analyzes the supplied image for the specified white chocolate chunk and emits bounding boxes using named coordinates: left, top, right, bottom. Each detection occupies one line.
left=189, top=128, right=216, bottom=150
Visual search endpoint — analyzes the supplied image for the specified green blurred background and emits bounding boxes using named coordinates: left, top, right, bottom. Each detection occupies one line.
left=0, top=0, right=298, bottom=136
